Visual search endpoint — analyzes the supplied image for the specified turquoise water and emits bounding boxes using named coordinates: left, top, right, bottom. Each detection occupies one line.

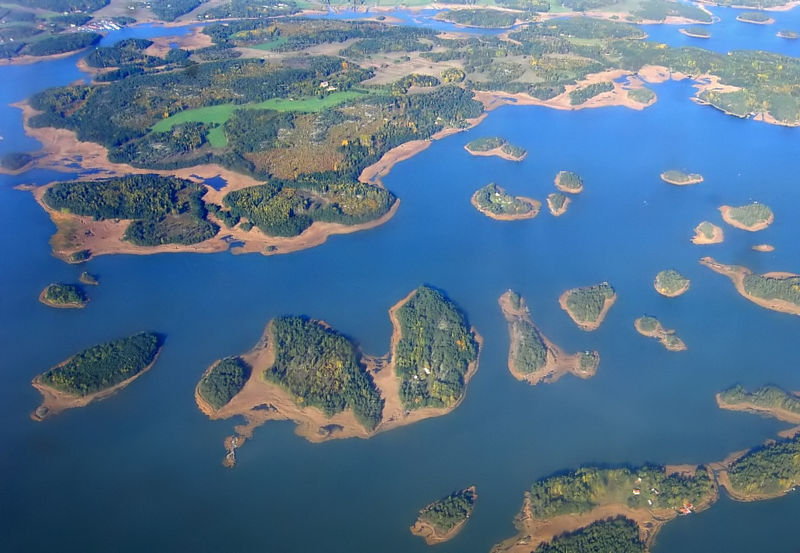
left=2, top=17, right=800, bottom=553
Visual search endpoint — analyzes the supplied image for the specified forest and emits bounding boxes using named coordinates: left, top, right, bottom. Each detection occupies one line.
left=742, top=273, right=800, bottom=306
left=563, top=283, right=615, bottom=324
left=727, top=435, right=800, bottom=496
left=266, top=316, right=384, bottom=431
left=417, top=487, right=477, bottom=533
left=725, top=203, right=773, bottom=228
left=508, top=308, right=549, bottom=374
left=394, top=286, right=479, bottom=410
left=569, top=81, right=614, bottom=106
left=39, top=332, right=162, bottom=396
left=556, top=171, right=583, bottom=192
left=201, top=0, right=299, bottom=20
left=197, top=357, right=251, bottom=410
left=472, top=183, right=536, bottom=217
left=41, top=283, right=88, bottom=307
left=150, top=0, right=203, bottom=21
left=532, top=517, right=646, bottom=553
left=654, top=270, right=689, bottom=295
left=718, top=385, right=800, bottom=416
left=0, top=152, right=33, bottom=171
left=435, top=9, right=522, bottom=28
left=22, top=32, right=101, bottom=57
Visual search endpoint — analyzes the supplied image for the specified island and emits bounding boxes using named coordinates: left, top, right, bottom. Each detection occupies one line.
left=79, top=272, right=99, bottom=285
left=546, top=192, right=570, bottom=216
left=720, top=202, right=774, bottom=231
left=778, top=30, right=799, bottom=39
left=31, top=332, right=162, bottom=421
left=753, top=244, right=775, bottom=252
left=634, top=316, right=687, bottom=351
left=464, top=137, right=527, bottom=161
left=38, top=283, right=88, bottom=309
left=700, top=257, right=800, bottom=315
left=471, top=183, right=540, bottom=220
left=737, top=12, right=775, bottom=25
left=692, top=221, right=724, bottom=244
left=679, top=26, right=711, bottom=39
left=559, top=282, right=617, bottom=331
left=435, top=8, right=523, bottom=29
left=660, top=169, right=703, bottom=185
left=654, top=269, right=690, bottom=297
left=717, top=385, right=800, bottom=426
left=627, top=87, right=657, bottom=106
left=410, top=486, right=477, bottom=545
left=195, top=285, right=481, bottom=466
left=554, top=171, right=584, bottom=194
left=499, top=291, right=599, bottom=385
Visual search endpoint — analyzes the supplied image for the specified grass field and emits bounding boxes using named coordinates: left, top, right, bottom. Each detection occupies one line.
left=251, top=37, right=288, bottom=50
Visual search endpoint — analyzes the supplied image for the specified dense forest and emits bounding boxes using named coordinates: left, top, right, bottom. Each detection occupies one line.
left=201, top=0, right=299, bottom=19
left=727, top=434, right=800, bottom=496
left=417, top=487, right=477, bottom=532
left=435, top=9, right=522, bottom=28
left=725, top=202, right=773, bottom=227
left=719, top=385, right=800, bottom=416
left=22, top=32, right=101, bottom=57
left=39, top=332, right=162, bottom=396
left=506, top=294, right=549, bottom=374
left=742, top=273, right=800, bottom=306
left=556, top=171, right=583, bottom=192
left=40, top=283, right=88, bottom=307
left=569, top=81, right=614, bottom=106
left=654, top=269, right=690, bottom=295
left=563, top=283, right=615, bottom=324
left=394, top=286, right=479, bottom=410
left=533, top=517, right=646, bottom=553
left=197, top=357, right=251, bottom=410
left=150, top=0, right=203, bottom=21
left=266, top=316, right=384, bottom=430
left=472, top=183, right=536, bottom=217
left=9, top=0, right=108, bottom=11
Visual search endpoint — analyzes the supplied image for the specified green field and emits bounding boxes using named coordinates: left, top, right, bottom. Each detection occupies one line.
left=251, top=37, right=288, bottom=50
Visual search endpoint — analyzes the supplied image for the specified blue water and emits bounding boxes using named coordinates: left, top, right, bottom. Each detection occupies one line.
left=2, top=15, right=800, bottom=553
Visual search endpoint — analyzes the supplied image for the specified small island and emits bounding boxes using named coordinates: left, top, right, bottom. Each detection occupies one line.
left=471, top=183, right=540, bottom=220
left=752, top=244, right=775, bottom=252
left=410, top=487, right=477, bottom=545
left=778, top=30, right=799, bottom=39
left=79, top=272, right=99, bottom=285
left=0, top=152, right=34, bottom=173
left=654, top=269, right=690, bottom=297
left=554, top=171, right=584, bottom=194
left=717, top=385, right=800, bottom=426
left=559, top=282, right=617, bottom=331
left=720, top=202, right=774, bottom=231
left=737, top=11, right=775, bottom=25
left=499, top=291, right=600, bottom=386
left=31, top=332, right=162, bottom=421
left=39, top=283, right=88, bottom=309
left=661, top=169, right=704, bottom=185
left=679, top=26, right=711, bottom=39
left=692, top=221, right=724, bottom=245
left=627, top=87, right=656, bottom=106
left=464, top=137, right=527, bottom=161
left=700, top=257, right=800, bottom=315
left=634, top=316, right=687, bottom=351
left=546, top=193, right=570, bottom=216
left=196, top=285, right=481, bottom=466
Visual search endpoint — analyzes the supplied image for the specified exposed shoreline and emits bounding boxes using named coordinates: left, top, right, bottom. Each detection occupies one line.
left=464, top=144, right=527, bottom=162
left=719, top=205, right=774, bottom=231
left=38, top=287, right=87, bottom=309
left=546, top=194, right=570, bottom=216
left=554, top=171, right=583, bottom=194
left=410, top=486, right=477, bottom=545
left=559, top=287, right=617, bottom=331
left=679, top=28, right=711, bottom=38
left=692, top=222, right=724, bottom=244
left=660, top=171, right=704, bottom=185
left=716, top=394, right=800, bottom=426
left=471, top=194, right=540, bottom=221
left=736, top=14, right=776, bottom=25
left=634, top=318, right=687, bottom=351
left=753, top=244, right=775, bottom=252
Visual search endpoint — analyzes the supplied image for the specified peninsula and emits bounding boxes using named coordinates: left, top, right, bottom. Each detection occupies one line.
left=499, top=291, right=599, bottom=385
left=559, top=282, right=617, bottom=331
left=720, top=202, right=774, bottom=231
left=195, top=285, right=481, bottom=466
left=654, top=269, right=690, bottom=297
left=661, top=169, right=703, bottom=185
left=700, top=257, right=800, bottom=316
left=554, top=171, right=584, bottom=194
left=39, top=283, right=88, bottom=309
left=692, top=221, right=724, bottom=244
left=546, top=193, right=570, bottom=216
left=679, top=27, right=712, bottom=39
left=471, top=183, right=540, bottom=220
left=717, top=385, right=800, bottom=426
left=410, top=486, right=477, bottom=545
left=634, top=316, right=687, bottom=351
left=465, top=137, right=527, bottom=161
left=717, top=434, right=800, bottom=501
left=31, top=332, right=162, bottom=421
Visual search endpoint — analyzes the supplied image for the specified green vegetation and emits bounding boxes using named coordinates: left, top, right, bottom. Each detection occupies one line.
left=502, top=143, right=527, bottom=159
left=79, top=272, right=99, bottom=285
left=632, top=0, right=712, bottom=23
left=472, top=183, right=537, bottom=218
left=395, top=286, right=479, bottom=410
left=636, top=316, right=658, bottom=333
left=266, top=316, right=383, bottom=430
left=742, top=273, right=800, bottom=306
left=547, top=192, right=567, bottom=211
left=682, top=26, right=711, bottom=38
left=654, top=269, right=690, bottom=296
left=197, top=357, right=251, bottom=410
left=528, top=465, right=714, bottom=518
left=738, top=11, right=772, bottom=24
left=661, top=169, right=702, bottom=184
left=84, top=38, right=161, bottom=69
left=0, top=152, right=33, bottom=171
left=39, top=332, right=161, bottom=396
left=569, top=81, right=614, bottom=106
left=40, top=283, right=88, bottom=307
left=562, top=283, right=615, bottom=325
left=697, top=221, right=717, bottom=240
left=8, top=0, right=108, bottom=11
left=201, top=0, right=299, bottom=19
left=22, top=31, right=101, bottom=57
left=628, top=87, right=656, bottom=104
left=727, top=434, right=800, bottom=496
left=719, top=385, right=800, bottom=417
left=150, top=0, right=203, bottom=21
left=724, top=203, right=773, bottom=229
left=466, top=136, right=506, bottom=152
left=509, top=307, right=548, bottom=375
left=435, top=9, right=521, bottom=28
left=68, top=249, right=91, bottom=263
left=533, top=517, right=646, bottom=553
left=778, top=30, right=799, bottom=39
left=556, top=171, right=583, bottom=192
left=43, top=174, right=219, bottom=246
left=417, top=487, right=477, bottom=533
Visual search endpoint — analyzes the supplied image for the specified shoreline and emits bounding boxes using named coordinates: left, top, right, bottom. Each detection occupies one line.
left=554, top=171, right=583, bottom=194
left=679, top=28, right=711, bottom=38
left=410, top=486, right=477, bottom=545
left=716, top=394, right=800, bottom=426
left=654, top=276, right=690, bottom=298
left=660, top=171, right=704, bottom=185
left=464, top=144, right=527, bottom=162
left=546, top=194, right=570, bottom=216
left=719, top=205, right=774, bottom=231
left=692, top=222, right=724, bottom=244
left=753, top=244, right=775, bottom=252
left=736, top=15, right=776, bottom=25
left=470, top=194, right=540, bottom=221
left=558, top=288, right=617, bottom=331
left=634, top=318, right=687, bottom=351
left=38, top=288, right=88, bottom=309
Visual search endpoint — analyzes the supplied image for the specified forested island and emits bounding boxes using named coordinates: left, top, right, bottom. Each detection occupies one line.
left=634, top=316, right=687, bottom=351
left=778, top=29, right=799, bottom=39
left=39, top=283, right=88, bottom=308
left=679, top=27, right=711, bottom=39
left=737, top=12, right=775, bottom=25
left=700, top=257, right=800, bottom=316
left=554, top=171, right=584, bottom=194
left=717, top=385, right=800, bottom=425
left=692, top=221, right=724, bottom=244
left=410, top=486, right=477, bottom=545
left=32, top=332, right=162, bottom=421
left=559, top=282, right=617, bottom=331
left=471, top=183, right=540, bottom=220
left=661, top=169, right=703, bottom=185
left=435, top=8, right=524, bottom=29
left=499, top=290, right=599, bottom=385
left=720, top=202, right=774, bottom=231
left=546, top=192, right=570, bottom=216
left=195, top=285, right=481, bottom=466
left=654, top=269, right=690, bottom=297
left=464, top=137, right=527, bottom=161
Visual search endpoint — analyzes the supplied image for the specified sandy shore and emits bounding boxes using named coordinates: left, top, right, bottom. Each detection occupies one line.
left=752, top=244, right=775, bottom=252
left=634, top=318, right=687, bottom=351
left=700, top=257, right=800, bottom=316
left=499, top=291, right=599, bottom=386
left=197, top=289, right=482, bottom=466
left=660, top=171, right=704, bottom=185
left=546, top=194, right=570, bottom=217
left=692, top=222, right=724, bottom=244
left=719, top=205, right=774, bottom=231
left=38, top=287, right=87, bottom=309
left=716, top=394, right=800, bottom=426
left=31, top=347, right=161, bottom=421
left=559, top=286, right=617, bottom=332
left=471, top=194, right=540, bottom=221
left=410, top=486, right=477, bottom=545
left=554, top=171, right=583, bottom=194
left=464, top=144, right=526, bottom=162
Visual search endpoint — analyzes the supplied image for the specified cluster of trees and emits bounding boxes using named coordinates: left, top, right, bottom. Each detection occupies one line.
left=21, top=31, right=101, bottom=57
left=84, top=38, right=160, bottom=68
left=548, top=192, right=567, bottom=211
left=726, top=202, right=773, bottom=227
left=742, top=273, right=800, bottom=305
left=266, top=316, right=384, bottom=431
left=696, top=221, right=717, bottom=240
left=719, top=385, right=800, bottom=414
left=39, top=332, right=161, bottom=396
left=661, top=169, right=702, bottom=184
left=528, top=465, right=714, bottom=518
left=728, top=434, right=800, bottom=496
left=509, top=309, right=549, bottom=374
left=201, top=0, right=299, bottom=19
left=533, top=517, right=646, bottom=553
left=197, top=357, right=251, bottom=410
left=654, top=270, right=689, bottom=295
left=418, top=487, right=477, bottom=532
left=394, top=286, right=479, bottom=410
left=569, top=81, right=614, bottom=106
left=738, top=11, right=772, bottom=23
left=472, top=183, right=535, bottom=216
left=632, top=0, right=712, bottom=23
left=556, top=171, right=583, bottom=191
left=564, top=283, right=615, bottom=323
left=9, top=0, right=108, bottom=12
left=636, top=316, right=659, bottom=333
left=149, top=0, right=203, bottom=21
left=435, top=9, right=521, bottom=28
left=41, top=283, right=88, bottom=306
left=466, top=136, right=505, bottom=152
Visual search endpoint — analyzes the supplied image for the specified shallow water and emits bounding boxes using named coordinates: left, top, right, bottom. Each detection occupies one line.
left=1, top=15, right=800, bottom=553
